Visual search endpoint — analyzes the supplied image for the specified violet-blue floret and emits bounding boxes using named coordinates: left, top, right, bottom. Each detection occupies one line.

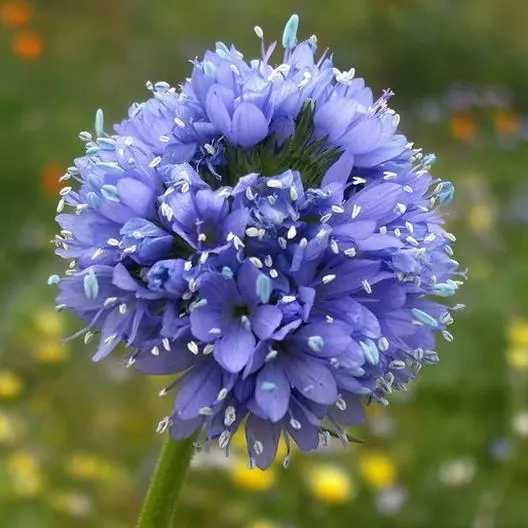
left=51, top=15, right=466, bottom=469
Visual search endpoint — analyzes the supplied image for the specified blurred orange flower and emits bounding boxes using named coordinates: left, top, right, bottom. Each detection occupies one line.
left=1, top=1, right=32, bottom=28
left=41, top=163, right=64, bottom=196
left=450, top=114, right=476, bottom=144
left=11, top=30, right=43, bottom=60
left=493, top=109, right=520, bottom=136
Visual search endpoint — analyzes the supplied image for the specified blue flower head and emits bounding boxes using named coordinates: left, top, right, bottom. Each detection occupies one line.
left=51, top=15, right=465, bottom=469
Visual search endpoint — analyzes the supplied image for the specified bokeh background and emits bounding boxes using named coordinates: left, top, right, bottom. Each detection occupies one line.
left=1, top=1, right=528, bottom=527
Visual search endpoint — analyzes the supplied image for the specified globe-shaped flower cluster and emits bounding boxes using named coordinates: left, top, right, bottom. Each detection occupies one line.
left=51, top=16, right=465, bottom=469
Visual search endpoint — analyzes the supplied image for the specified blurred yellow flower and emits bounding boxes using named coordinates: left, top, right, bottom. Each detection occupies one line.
left=469, top=260, right=492, bottom=281
left=0, top=411, right=24, bottom=443
left=7, top=451, right=43, bottom=497
left=0, top=370, right=23, bottom=398
left=230, top=427, right=247, bottom=451
left=34, top=309, right=64, bottom=337
left=508, top=320, right=528, bottom=348
left=467, top=203, right=495, bottom=234
left=359, top=451, right=396, bottom=489
left=34, top=340, right=69, bottom=364
left=65, top=452, right=127, bottom=484
left=307, top=464, right=355, bottom=503
left=230, top=460, right=276, bottom=491
left=247, top=521, right=278, bottom=528
left=7, top=451, right=39, bottom=473
left=506, top=347, right=528, bottom=371
left=506, top=320, right=528, bottom=371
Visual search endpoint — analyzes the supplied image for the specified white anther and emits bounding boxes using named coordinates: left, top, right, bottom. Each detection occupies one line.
left=91, top=248, right=104, bottom=260
left=351, top=204, right=361, bottom=219
left=281, top=295, right=296, bottom=303
left=246, top=227, right=259, bottom=237
left=156, top=417, right=170, bottom=434
left=187, top=341, right=199, bottom=355
left=362, top=279, right=372, bottom=294
left=322, top=274, right=336, bottom=284
left=204, top=143, right=216, bottom=155
left=224, top=406, right=236, bottom=427
left=249, top=257, right=263, bottom=269
left=267, top=179, right=283, bottom=189
left=103, top=297, right=118, bottom=308
left=149, top=156, right=161, bottom=168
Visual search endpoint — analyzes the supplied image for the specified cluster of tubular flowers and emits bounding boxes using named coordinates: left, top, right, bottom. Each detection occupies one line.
left=50, top=15, right=465, bottom=469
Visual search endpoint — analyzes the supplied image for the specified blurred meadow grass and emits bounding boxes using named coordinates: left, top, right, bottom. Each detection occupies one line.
left=1, top=1, right=528, bottom=527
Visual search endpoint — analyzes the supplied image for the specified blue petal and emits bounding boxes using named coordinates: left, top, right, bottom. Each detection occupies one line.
left=231, top=103, right=269, bottom=148
left=174, top=361, right=223, bottom=420
left=251, top=305, right=283, bottom=340
left=205, top=85, right=233, bottom=136
left=214, top=326, right=256, bottom=373
left=255, top=362, right=290, bottom=422
left=245, top=415, right=280, bottom=470
left=283, top=355, right=338, bottom=405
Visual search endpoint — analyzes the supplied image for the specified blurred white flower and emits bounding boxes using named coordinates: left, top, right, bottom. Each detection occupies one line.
left=512, top=410, right=528, bottom=437
left=376, top=485, right=407, bottom=515
left=438, top=458, right=476, bottom=486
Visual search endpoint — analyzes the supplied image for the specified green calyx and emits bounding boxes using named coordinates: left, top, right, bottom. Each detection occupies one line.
left=223, top=100, right=342, bottom=188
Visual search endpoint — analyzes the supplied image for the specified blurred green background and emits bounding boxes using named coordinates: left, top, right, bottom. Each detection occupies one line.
left=1, top=1, right=528, bottom=527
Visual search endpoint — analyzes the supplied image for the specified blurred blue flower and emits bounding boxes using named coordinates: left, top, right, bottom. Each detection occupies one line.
left=51, top=15, right=464, bottom=469
left=489, top=438, right=513, bottom=461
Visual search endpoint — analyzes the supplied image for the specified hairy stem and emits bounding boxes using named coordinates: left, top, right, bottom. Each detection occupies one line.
left=136, top=437, right=195, bottom=528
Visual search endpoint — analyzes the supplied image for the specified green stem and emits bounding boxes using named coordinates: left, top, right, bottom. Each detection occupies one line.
left=136, top=437, right=195, bottom=528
